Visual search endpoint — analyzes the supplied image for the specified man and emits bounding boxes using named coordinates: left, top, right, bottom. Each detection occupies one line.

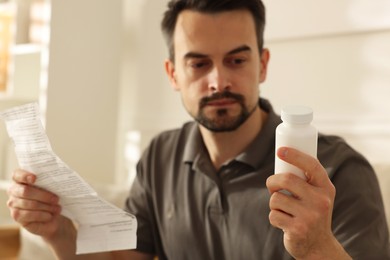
left=6, top=0, right=390, bottom=259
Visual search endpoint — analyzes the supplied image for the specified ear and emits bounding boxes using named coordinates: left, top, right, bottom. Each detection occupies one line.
left=259, top=48, right=270, bottom=83
left=165, top=59, right=180, bottom=91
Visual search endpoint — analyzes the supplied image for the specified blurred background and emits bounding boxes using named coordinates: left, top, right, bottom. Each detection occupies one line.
left=1, top=0, right=390, bottom=225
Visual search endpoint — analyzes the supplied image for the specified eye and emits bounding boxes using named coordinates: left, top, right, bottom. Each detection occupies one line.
left=225, top=57, right=247, bottom=67
left=190, top=60, right=211, bottom=69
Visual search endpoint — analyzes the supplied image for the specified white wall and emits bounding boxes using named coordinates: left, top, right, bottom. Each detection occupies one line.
left=263, top=0, right=390, bottom=41
left=261, top=0, right=390, bottom=164
left=45, top=0, right=123, bottom=185
left=119, top=0, right=190, bottom=152
left=44, top=0, right=189, bottom=186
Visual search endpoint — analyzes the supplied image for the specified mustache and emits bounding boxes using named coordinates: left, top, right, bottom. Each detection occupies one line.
left=199, top=91, right=245, bottom=108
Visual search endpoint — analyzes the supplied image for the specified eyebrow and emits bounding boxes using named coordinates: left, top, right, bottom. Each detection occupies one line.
left=183, top=45, right=252, bottom=60
left=227, top=45, right=252, bottom=55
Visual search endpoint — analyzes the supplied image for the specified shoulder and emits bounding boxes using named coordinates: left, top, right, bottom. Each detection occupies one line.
left=138, top=121, right=196, bottom=168
left=319, top=137, right=390, bottom=258
left=317, top=133, right=372, bottom=178
left=318, top=134, right=358, bottom=159
left=147, top=121, right=195, bottom=151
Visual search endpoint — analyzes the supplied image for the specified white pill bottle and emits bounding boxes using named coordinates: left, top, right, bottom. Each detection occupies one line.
left=274, top=105, right=318, bottom=180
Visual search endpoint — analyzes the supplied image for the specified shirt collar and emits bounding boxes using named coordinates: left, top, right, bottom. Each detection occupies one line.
left=235, top=98, right=281, bottom=168
left=183, top=121, right=205, bottom=164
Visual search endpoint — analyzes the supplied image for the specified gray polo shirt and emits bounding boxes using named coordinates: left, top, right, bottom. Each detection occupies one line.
left=126, top=99, right=390, bottom=260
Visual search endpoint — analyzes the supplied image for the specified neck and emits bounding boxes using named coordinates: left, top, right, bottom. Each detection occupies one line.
left=199, top=107, right=267, bottom=171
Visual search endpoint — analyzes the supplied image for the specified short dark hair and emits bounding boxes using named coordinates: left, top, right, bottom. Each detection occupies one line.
left=161, top=0, right=266, bottom=61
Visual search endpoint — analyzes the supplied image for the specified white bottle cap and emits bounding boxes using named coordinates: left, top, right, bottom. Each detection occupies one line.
left=281, top=105, right=313, bottom=124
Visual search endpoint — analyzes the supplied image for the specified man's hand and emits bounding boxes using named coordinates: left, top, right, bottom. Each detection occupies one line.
left=7, top=169, right=153, bottom=260
left=267, top=147, right=351, bottom=260
left=7, top=169, right=72, bottom=241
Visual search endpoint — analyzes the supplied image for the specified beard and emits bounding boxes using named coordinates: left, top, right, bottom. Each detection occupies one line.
left=194, top=91, right=257, bottom=132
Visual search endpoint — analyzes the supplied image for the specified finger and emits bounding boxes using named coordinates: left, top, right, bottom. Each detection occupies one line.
left=277, top=147, right=329, bottom=187
left=9, top=207, right=56, bottom=226
left=269, top=206, right=293, bottom=231
left=266, top=173, right=309, bottom=199
left=7, top=196, right=61, bottom=214
left=269, top=203, right=318, bottom=242
left=12, top=169, right=36, bottom=185
left=7, top=183, right=59, bottom=205
left=269, top=190, right=303, bottom=216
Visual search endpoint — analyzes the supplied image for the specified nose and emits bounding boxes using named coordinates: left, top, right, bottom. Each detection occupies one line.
left=207, top=64, right=232, bottom=93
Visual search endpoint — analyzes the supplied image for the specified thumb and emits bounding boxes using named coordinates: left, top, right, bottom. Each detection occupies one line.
left=12, top=169, right=36, bottom=185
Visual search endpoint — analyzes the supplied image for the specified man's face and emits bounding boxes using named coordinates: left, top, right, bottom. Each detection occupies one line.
left=165, top=9, right=269, bottom=132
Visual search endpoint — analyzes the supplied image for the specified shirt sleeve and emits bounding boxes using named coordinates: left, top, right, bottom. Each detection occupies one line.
left=331, top=156, right=390, bottom=260
left=124, top=159, right=157, bottom=255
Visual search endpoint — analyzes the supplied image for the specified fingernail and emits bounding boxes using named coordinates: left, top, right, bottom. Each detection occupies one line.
left=26, top=175, right=34, bottom=184
left=278, top=147, right=288, bottom=158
